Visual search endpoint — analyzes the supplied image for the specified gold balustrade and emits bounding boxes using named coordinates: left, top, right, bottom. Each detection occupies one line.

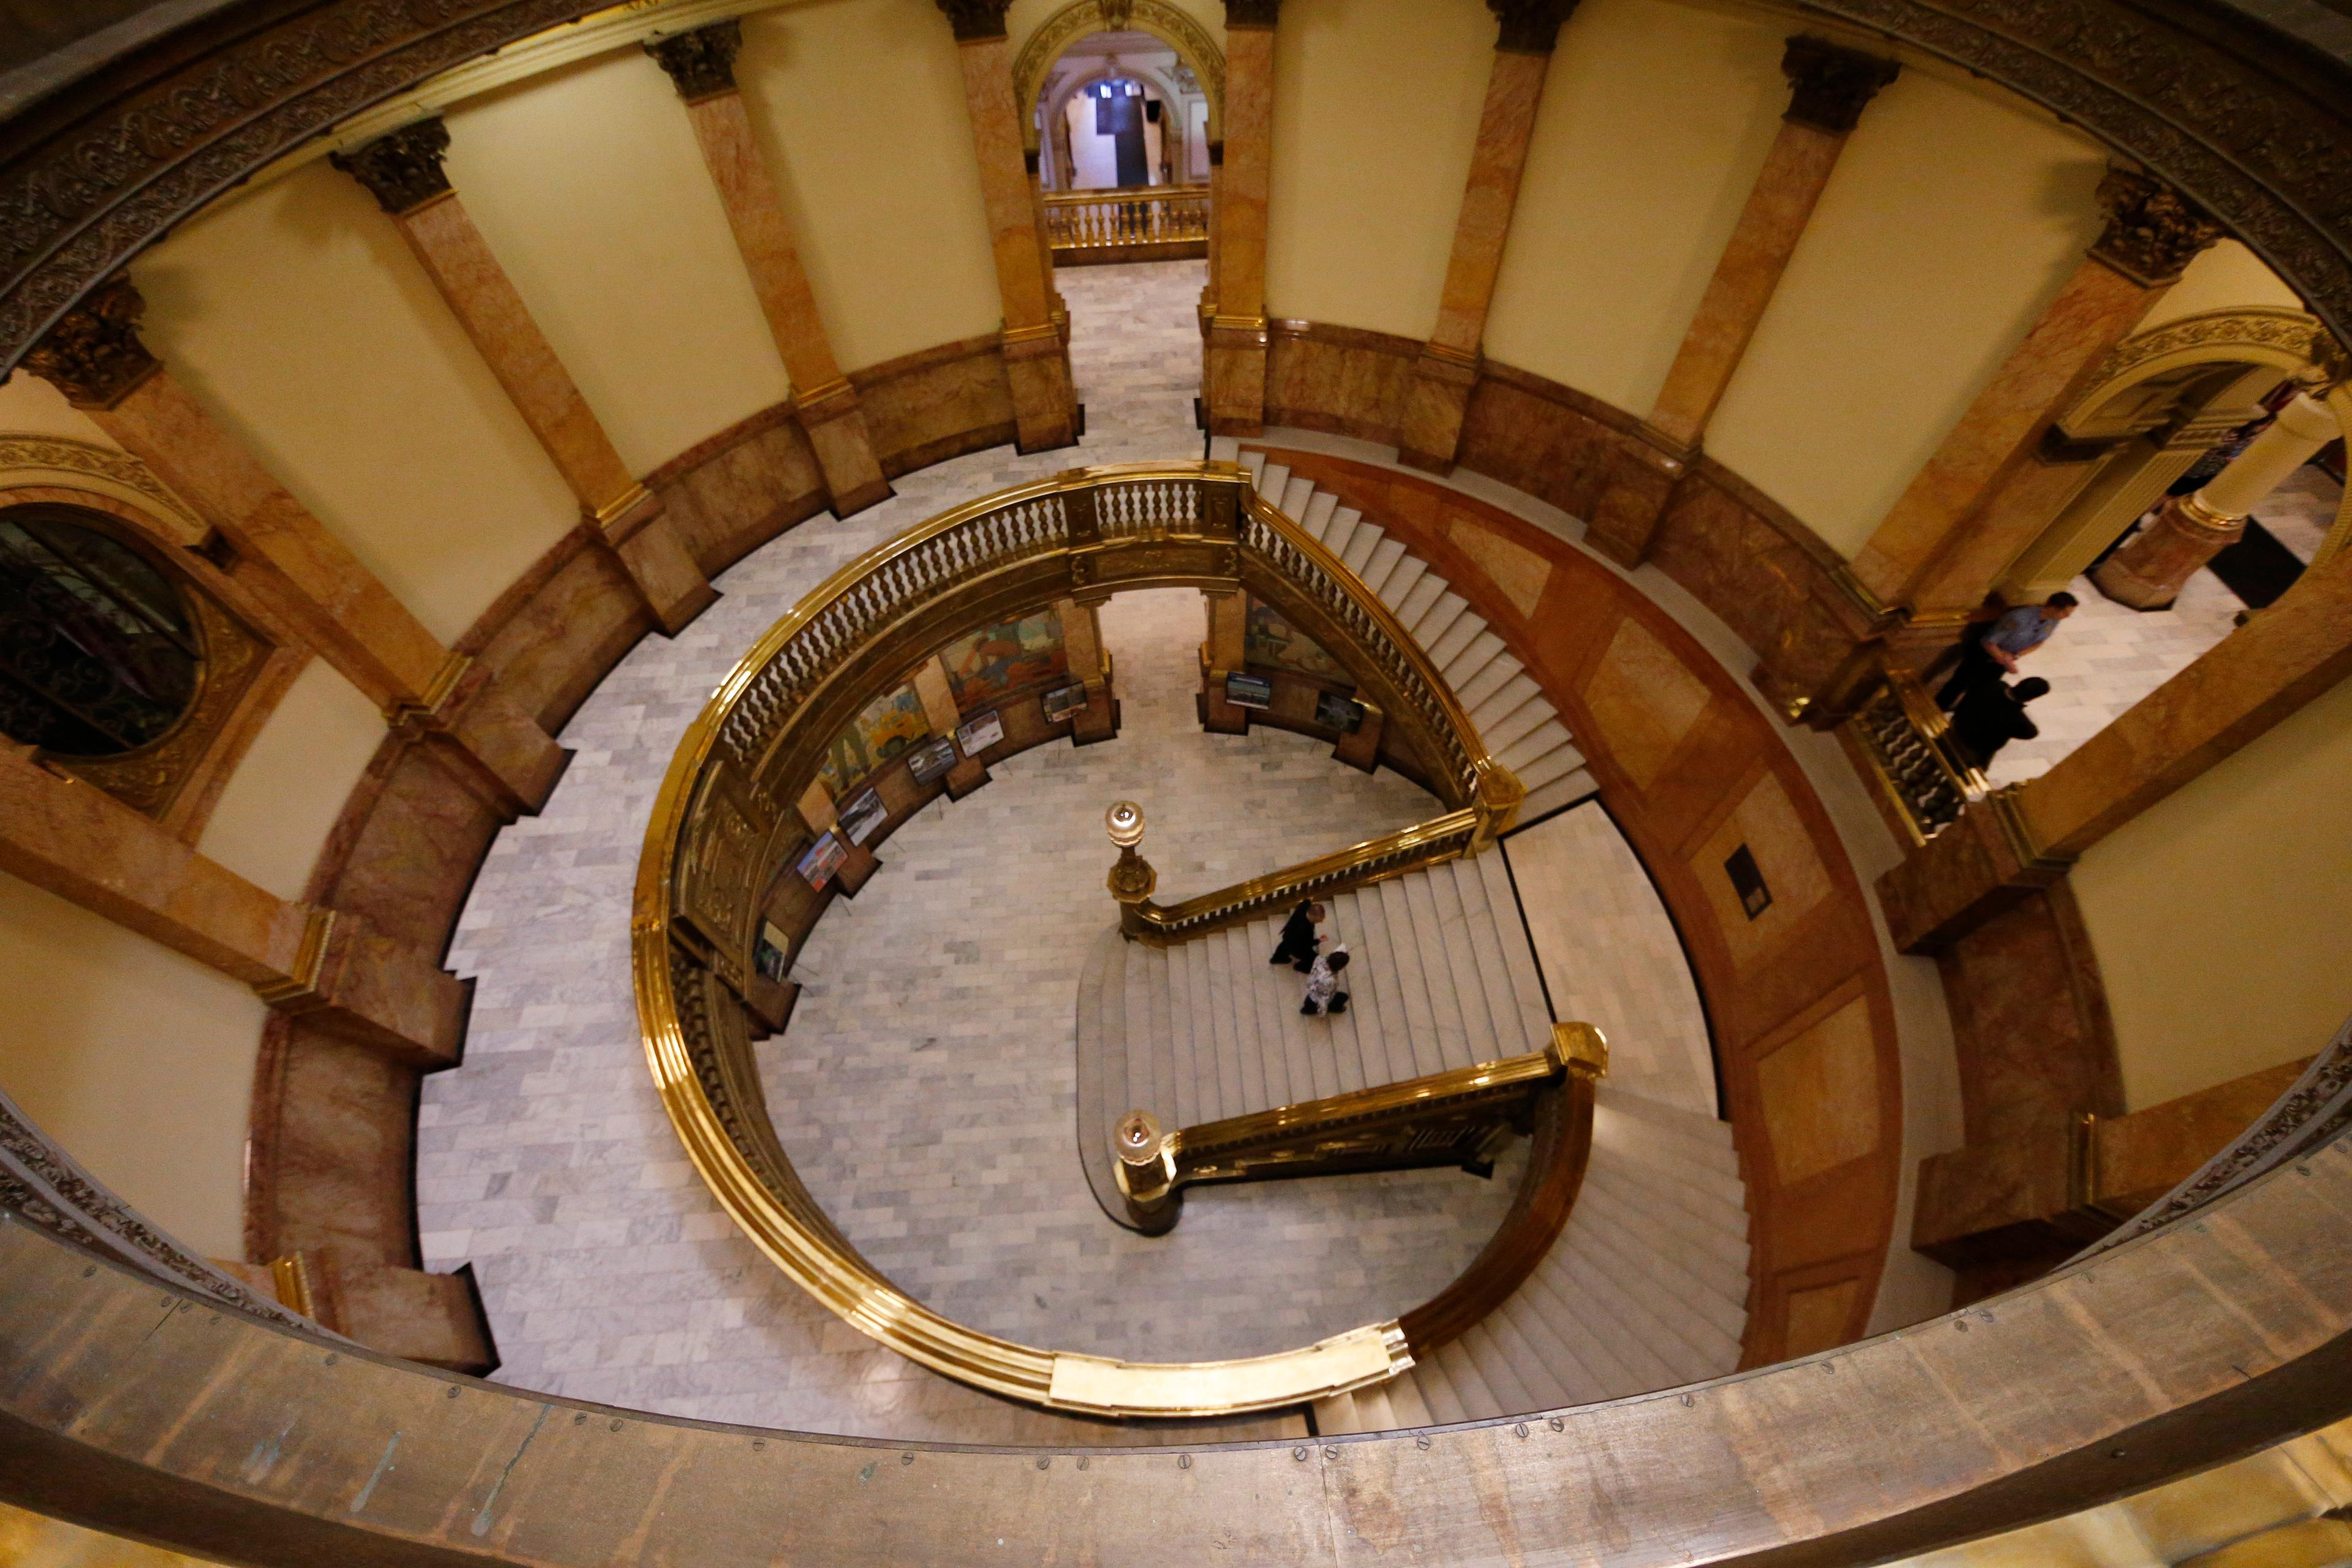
left=633, top=462, right=1536, bottom=1417
left=1845, top=656, right=1989, bottom=844
left=1043, top=184, right=1211, bottom=262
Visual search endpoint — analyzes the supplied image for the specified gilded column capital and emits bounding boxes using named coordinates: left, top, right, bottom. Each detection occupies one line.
left=1488, top=0, right=1578, bottom=55
left=1224, top=0, right=1280, bottom=28
left=2089, top=167, right=2223, bottom=287
left=1779, top=36, right=1899, bottom=135
left=21, top=277, right=160, bottom=410
left=936, top=0, right=1014, bottom=40
left=330, top=118, right=453, bottom=217
left=646, top=21, right=743, bottom=102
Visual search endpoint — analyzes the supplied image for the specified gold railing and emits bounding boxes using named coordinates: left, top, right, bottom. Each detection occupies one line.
left=1044, top=184, right=1210, bottom=257
left=1846, top=658, right=1989, bottom=844
left=1115, top=1024, right=1606, bottom=1231
left=634, top=462, right=1529, bottom=1417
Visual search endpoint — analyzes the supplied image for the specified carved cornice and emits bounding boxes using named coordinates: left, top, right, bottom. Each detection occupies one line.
left=936, top=0, right=1013, bottom=41
left=329, top=118, right=453, bottom=217
left=2089, top=167, right=2225, bottom=287
left=0, top=434, right=203, bottom=534
left=646, top=20, right=743, bottom=100
left=1780, top=36, right=1899, bottom=134
left=2076, top=306, right=2342, bottom=410
left=1488, top=0, right=1578, bottom=55
left=1011, top=0, right=1226, bottom=148
left=20, top=276, right=158, bottom=410
left=1225, top=0, right=1280, bottom=28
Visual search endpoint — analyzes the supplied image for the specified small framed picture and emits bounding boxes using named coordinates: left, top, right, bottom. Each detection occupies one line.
left=1314, top=691, right=1365, bottom=733
left=1041, top=682, right=1089, bottom=723
left=905, top=734, right=956, bottom=785
left=1225, top=672, right=1273, bottom=710
left=797, top=832, right=848, bottom=890
left=753, top=922, right=789, bottom=981
left=956, top=710, right=1006, bottom=755
left=837, top=786, right=886, bottom=846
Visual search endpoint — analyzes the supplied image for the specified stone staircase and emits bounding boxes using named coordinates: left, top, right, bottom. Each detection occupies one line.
left=1236, top=447, right=1594, bottom=822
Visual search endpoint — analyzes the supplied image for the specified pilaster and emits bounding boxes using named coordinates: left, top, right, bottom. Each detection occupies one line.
left=912, top=655, right=989, bottom=797
left=1056, top=595, right=1119, bottom=745
left=334, top=120, right=717, bottom=632
left=1589, top=36, right=1895, bottom=566
left=1398, top=2, right=1574, bottom=473
left=935, top=0, right=1078, bottom=453
left=1197, top=587, right=1251, bottom=734
left=646, top=23, right=893, bottom=518
left=24, top=279, right=565, bottom=815
left=1204, top=1, right=1277, bottom=435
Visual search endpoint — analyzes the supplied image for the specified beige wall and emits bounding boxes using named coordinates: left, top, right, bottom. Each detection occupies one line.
left=195, top=659, right=385, bottom=904
left=1704, top=70, right=2108, bottom=560
left=0, top=870, right=266, bottom=1260
left=734, top=0, right=1005, bottom=374
left=1263, top=0, right=1494, bottom=342
left=130, top=160, right=581, bottom=646
left=2072, top=671, right=2352, bottom=1111
left=2135, top=236, right=2305, bottom=331
left=443, top=48, right=792, bottom=473
left=1483, top=0, right=1787, bottom=413
left=0, top=371, right=121, bottom=447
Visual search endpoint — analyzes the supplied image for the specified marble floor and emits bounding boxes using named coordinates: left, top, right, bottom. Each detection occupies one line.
left=1988, top=466, right=2341, bottom=785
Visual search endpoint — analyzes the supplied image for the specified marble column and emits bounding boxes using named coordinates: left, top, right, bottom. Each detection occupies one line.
left=1055, top=595, right=1118, bottom=744
left=1584, top=36, right=1898, bottom=565
left=934, top=0, right=1077, bottom=453
left=331, top=120, right=716, bottom=635
left=2095, top=391, right=2339, bottom=608
left=644, top=23, right=893, bottom=518
left=1024, top=149, right=1072, bottom=347
left=912, top=655, right=989, bottom=797
left=0, top=745, right=466, bottom=1066
left=1203, top=0, right=1278, bottom=435
left=23, top=280, right=565, bottom=816
left=1198, top=587, right=1251, bottom=734
left=1397, top=0, right=1578, bottom=475
left=1852, top=169, right=2222, bottom=617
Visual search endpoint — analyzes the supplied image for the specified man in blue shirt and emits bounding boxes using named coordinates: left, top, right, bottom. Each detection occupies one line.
left=1936, top=592, right=2076, bottom=709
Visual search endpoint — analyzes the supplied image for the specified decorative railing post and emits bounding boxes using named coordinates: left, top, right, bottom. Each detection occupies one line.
left=1105, top=800, right=1158, bottom=941
left=1112, top=1110, right=1179, bottom=1235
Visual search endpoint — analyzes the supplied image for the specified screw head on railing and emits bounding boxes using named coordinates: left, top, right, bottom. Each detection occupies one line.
left=1105, top=800, right=1146, bottom=849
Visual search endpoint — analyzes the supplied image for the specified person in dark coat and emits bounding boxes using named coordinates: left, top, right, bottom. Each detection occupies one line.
left=1948, top=676, right=2048, bottom=770
left=1268, top=900, right=1326, bottom=973
left=1936, top=593, right=2076, bottom=709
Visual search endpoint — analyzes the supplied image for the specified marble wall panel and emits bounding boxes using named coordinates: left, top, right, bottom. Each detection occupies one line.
left=1755, top=993, right=1880, bottom=1185
left=460, top=532, right=652, bottom=734
left=1264, top=323, right=1416, bottom=444
left=1582, top=618, right=1712, bottom=791
left=646, top=408, right=831, bottom=576
left=852, top=335, right=1019, bottom=478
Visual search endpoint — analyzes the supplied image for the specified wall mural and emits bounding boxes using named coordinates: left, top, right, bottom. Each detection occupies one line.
left=817, top=684, right=929, bottom=797
left=1245, top=598, right=1351, bottom=684
left=941, top=612, right=1068, bottom=712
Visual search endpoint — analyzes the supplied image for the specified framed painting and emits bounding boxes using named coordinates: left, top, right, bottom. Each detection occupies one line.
left=1245, top=598, right=1352, bottom=684
left=817, top=685, right=929, bottom=796
left=941, top=612, right=1068, bottom=712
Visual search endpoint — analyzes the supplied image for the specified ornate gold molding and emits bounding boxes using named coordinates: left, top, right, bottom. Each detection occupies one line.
left=0, top=435, right=203, bottom=541
left=2068, top=306, right=2346, bottom=432
left=1012, top=0, right=1226, bottom=150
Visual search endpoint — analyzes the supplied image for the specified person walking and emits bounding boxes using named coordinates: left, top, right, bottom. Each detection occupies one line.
left=1937, top=592, right=2076, bottom=709
left=1947, top=675, right=2048, bottom=770
left=1302, top=946, right=1351, bottom=1017
left=1269, top=899, right=1326, bottom=973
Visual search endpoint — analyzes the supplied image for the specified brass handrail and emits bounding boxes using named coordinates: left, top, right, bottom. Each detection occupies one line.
left=634, top=461, right=1528, bottom=1417
left=1120, top=807, right=1479, bottom=945
left=1043, top=184, right=1210, bottom=252
left=1845, top=657, right=1989, bottom=844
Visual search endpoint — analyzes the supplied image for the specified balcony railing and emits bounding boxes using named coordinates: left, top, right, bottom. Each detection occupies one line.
left=1043, top=185, right=1210, bottom=262
left=636, top=461, right=1537, bottom=1419
left=1845, top=657, right=1989, bottom=843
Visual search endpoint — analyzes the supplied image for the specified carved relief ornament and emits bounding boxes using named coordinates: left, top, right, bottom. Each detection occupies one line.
left=0, top=435, right=203, bottom=541
left=646, top=19, right=743, bottom=100
left=20, top=277, right=159, bottom=411
left=936, top=0, right=1015, bottom=42
left=1779, top=36, right=1899, bottom=135
left=2088, top=167, right=2225, bottom=288
left=1489, top=0, right=1579, bottom=56
left=330, top=118, right=454, bottom=217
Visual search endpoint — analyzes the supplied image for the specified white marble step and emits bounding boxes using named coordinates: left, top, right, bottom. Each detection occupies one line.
left=1521, top=769, right=1596, bottom=821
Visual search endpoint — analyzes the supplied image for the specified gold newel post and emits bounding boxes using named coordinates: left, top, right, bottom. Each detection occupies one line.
left=1112, top=1110, right=1180, bottom=1235
left=1105, top=800, right=1158, bottom=940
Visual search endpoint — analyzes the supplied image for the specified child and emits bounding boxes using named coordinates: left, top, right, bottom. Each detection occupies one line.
left=1302, top=946, right=1351, bottom=1017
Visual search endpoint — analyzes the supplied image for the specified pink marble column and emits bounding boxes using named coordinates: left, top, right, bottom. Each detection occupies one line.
left=2095, top=391, right=2339, bottom=608
left=1204, top=1, right=1278, bottom=435
left=645, top=23, right=893, bottom=518
left=333, top=120, right=715, bottom=635
left=1056, top=595, right=1118, bottom=745
left=1852, top=170, right=2222, bottom=619
left=1397, top=2, right=1577, bottom=474
left=23, top=279, right=565, bottom=816
left=935, top=1, right=1077, bottom=453
left=1585, top=36, right=1898, bottom=567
